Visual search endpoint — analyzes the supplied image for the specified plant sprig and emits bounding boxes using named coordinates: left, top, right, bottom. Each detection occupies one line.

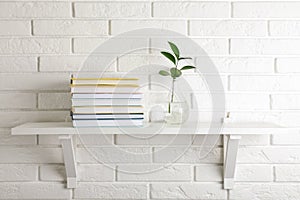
left=158, top=41, right=196, bottom=110
left=159, top=41, right=195, bottom=79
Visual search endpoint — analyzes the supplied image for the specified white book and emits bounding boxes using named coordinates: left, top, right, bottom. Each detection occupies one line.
left=72, top=106, right=143, bottom=114
left=73, top=119, right=143, bottom=127
left=72, top=98, right=142, bottom=106
left=72, top=93, right=143, bottom=99
left=72, top=114, right=144, bottom=119
left=71, top=86, right=139, bottom=93
left=72, top=79, right=139, bottom=85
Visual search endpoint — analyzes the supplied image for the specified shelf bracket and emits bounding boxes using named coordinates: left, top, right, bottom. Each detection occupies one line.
left=223, top=135, right=241, bottom=190
left=59, top=135, right=77, bottom=188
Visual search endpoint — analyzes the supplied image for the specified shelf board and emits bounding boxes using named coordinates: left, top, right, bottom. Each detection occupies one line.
left=11, top=122, right=299, bottom=135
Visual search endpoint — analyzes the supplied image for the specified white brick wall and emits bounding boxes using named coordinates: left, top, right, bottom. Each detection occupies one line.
left=0, top=38, right=71, bottom=54
left=74, top=183, right=147, bottom=199
left=276, top=58, right=300, bottom=73
left=0, top=164, right=38, bottom=181
left=111, top=20, right=187, bottom=35
left=0, top=21, right=31, bottom=36
left=74, top=2, right=151, bottom=18
left=190, top=20, right=267, bottom=36
left=33, top=20, right=109, bottom=36
left=0, top=2, right=71, bottom=18
left=0, top=0, right=300, bottom=199
left=0, top=183, right=71, bottom=199
left=232, top=2, right=300, bottom=18
left=153, top=2, right=230, bottom=18
left=0, top=56, right=37, bottom=72
left=150, top=183, right=226, bottom=199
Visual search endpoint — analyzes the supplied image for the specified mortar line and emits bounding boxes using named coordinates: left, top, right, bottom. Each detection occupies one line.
left=227, top=189, right=230, bottom=200
left=71, top=38, right=75, bottom=54
left=151, top=2, right=154, bottom=18
left=228, top=38, right=231, bottom=55
left=267, top=20, right=271, bottom=37
left=30, top=20, right=34, bottom=36
left=38, top=165, right=41, bottom=181
left=187, top=20, right=190, bottom=36
left=274, top=57, right=278, bottom=73
left=273, top=166, right=276, bottom=182
left=33, top=91, right=37, bottom=108
left=108, top=20, right=112, bottom=36
left=269, top=94, right=273, bottom=110
left=71, top=2, right=75, bottom=18
left=230, top=1, right=233, bottom=18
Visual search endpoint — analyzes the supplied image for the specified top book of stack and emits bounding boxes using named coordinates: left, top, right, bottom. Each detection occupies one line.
left=71, top=76, right=140, bottom=93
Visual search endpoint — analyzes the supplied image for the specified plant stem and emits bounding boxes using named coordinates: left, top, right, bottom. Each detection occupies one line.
left=168, top=78, right=175, bottom=113
left=169, top=59, right=178, bottom=113
left=171, top=78, right=175, bottom=103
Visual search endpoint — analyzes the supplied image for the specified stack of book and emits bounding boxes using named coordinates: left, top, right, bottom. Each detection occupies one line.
left=70, top=75, right=144, bottom=127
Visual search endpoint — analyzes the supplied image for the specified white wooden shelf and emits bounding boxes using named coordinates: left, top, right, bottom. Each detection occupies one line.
left=12, top=121, right=296, bottom=135
left=11, top=122, right=300, bottom=190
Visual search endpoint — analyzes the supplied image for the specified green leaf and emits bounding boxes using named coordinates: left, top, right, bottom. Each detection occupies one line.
left=178, top=57, right=192, bottom=60
left=180, top=66, right=196, bottom=70
left=161, top=51, right=176, bottom=65
left=170, top=67, right=182, bottom=78
left=159, top=70, right=170, bottom=76
left=168, top=41, right=180, bottom=59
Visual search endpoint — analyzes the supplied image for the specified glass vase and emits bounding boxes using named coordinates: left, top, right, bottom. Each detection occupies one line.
left=165, top=101, right=188, bottom=124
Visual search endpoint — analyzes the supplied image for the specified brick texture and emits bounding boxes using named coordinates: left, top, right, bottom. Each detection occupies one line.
left=0, top=0, right=299, bottom=199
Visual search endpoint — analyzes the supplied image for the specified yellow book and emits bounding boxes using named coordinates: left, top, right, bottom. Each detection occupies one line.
left=70, top=77, right=139, bottom=85
left=71, top=77, right=138, bottom=80
left=70, top=84, right=139, bottom=87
